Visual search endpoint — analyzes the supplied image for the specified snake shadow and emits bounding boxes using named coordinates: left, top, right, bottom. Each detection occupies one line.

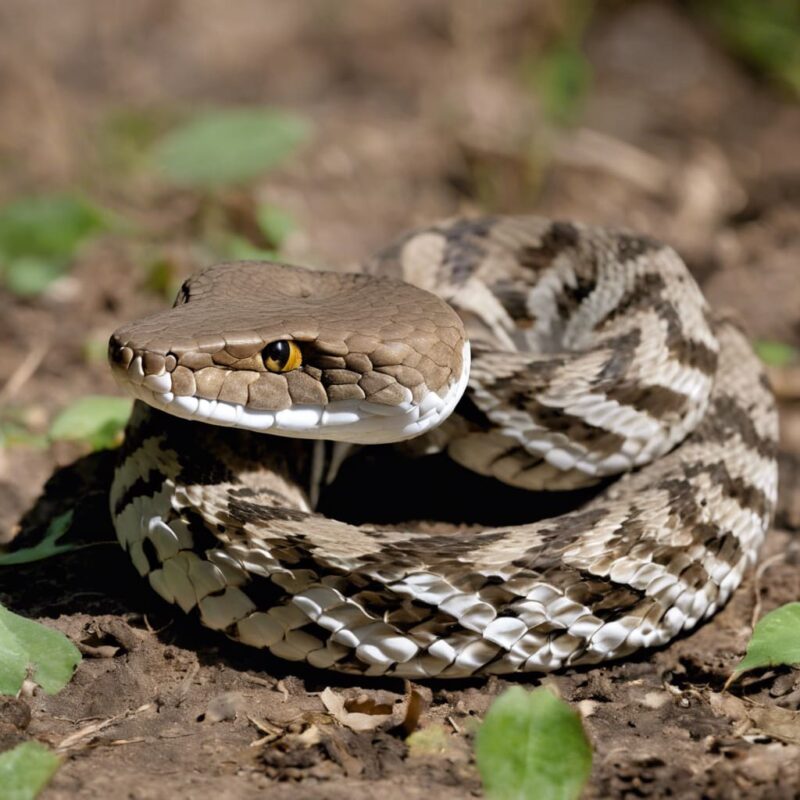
left=318, top=446, right=611, bottom=528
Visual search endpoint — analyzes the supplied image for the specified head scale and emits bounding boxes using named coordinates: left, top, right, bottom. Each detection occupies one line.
left=109, top=261, right=469, bottom=444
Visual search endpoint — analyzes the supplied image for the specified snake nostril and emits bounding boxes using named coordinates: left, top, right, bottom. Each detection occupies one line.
left=108, top=336, right=134, bottom=369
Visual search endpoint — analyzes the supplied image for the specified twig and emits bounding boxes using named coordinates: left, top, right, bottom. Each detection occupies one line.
left=0, top=340, right=49, bottom=405
left=553, top=128, right=670, bottom=194
left=56, top=703, right=153, bottom=752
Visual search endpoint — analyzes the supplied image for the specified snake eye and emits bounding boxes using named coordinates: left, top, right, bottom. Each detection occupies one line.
left=263, top=340, right=302, bottom=373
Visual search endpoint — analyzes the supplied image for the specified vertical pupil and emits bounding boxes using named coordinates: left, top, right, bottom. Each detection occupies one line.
left=267, top=341, right=289, bottom=366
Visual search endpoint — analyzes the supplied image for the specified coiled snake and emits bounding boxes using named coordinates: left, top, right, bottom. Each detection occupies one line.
left=108, top=217, right=778, bottom=678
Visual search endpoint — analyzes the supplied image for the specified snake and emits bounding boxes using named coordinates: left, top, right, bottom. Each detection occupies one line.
left=107, top=216, right=778, bottom=678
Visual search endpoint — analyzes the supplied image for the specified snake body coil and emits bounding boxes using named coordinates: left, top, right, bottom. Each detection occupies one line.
left=108, top=217, right=778, bottom=678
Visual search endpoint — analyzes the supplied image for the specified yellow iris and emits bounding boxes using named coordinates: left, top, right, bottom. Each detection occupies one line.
left=263, top=340, right=302, bottom=373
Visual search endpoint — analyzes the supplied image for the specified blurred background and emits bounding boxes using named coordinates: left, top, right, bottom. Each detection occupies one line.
left=0, top=0, right=798, bottom=532
left=0, top=4, right=799, bottom=797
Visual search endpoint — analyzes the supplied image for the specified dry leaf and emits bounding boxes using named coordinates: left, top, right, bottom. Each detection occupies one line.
left=295, top=724, right=322, bottom=747
left=320, top=688, right=393, bottom=732
left=344, top=693, right=393, bottom=716
left=709, top=692, right=800, bottom=745
left=747, top=705, right=800, bottom=746
left=400, top=686, right=426, bottom=735
left=320, top=684, right=428, bottom=734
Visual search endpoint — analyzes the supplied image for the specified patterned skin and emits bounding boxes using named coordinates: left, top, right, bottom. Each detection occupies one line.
left=108, top=217, right=778, bottom=678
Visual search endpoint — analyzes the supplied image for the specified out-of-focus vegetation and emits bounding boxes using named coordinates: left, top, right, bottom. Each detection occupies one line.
left=0, top=511, right=77, bottom=566
left=0, top=742, right=61, bottom=800
left=689, top=0, right=800, bottom=95
left=475, top=686, right=592, bottom=800
left=755, top=339, right=799, bottom=367
left=0, top=194, right=108, bottom=296
left=0, top=409, right=48, bottom=450
left=152, top=108, right=310, bottom=188
left=522, top=0, right=594, bottom=125
left=0, top=107, right=309, bottom=303
left=48, top=395, right=133, bottom=451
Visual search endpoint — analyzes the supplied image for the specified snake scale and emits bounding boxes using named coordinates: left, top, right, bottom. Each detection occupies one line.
left=108, top=216, right=778, bottom=678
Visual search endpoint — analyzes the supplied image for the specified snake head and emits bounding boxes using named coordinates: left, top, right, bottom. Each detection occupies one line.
left=108, top=261, right=469, bottom=444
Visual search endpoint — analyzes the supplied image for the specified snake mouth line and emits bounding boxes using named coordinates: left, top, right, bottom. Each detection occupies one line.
left=114, top=341, right=471, bottom=445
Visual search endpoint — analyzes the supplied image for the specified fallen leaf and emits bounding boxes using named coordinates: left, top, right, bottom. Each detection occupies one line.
left=709, top=691, right=800, bottom=745
left=747, top=705, right=800, bottom=746
left=343, top=692, right=393, bottom=716
left=320, top=687, right=393, bottom=732
left=399, top=686, right=426, bottom=735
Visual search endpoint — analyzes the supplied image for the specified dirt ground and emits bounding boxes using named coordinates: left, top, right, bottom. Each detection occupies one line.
left=1, top=2, right=800, bottom=798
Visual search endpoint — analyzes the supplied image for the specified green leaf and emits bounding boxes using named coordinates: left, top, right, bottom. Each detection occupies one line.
left=0, top=511, right=76, bottom=566
left=3, top=258, right=67, bottom=297
left=0, top=603, right=81, bottom=695
left=0, top=742, right=61, bottom=800
left=48, top=395, right=132, bottom=451
left=153, top=108, right=310, bottom=187
left=0, top=194, right=108, bottom=297
left=475, top=686, right=592, bottom=800
left=754, top=339, right=798, bottom=367
left=256, top=204, right=296, bottom=248
left=0, top=194, right=106, bottom=262
left=690, top=0, right=800, bottom=96
left=734, top=602, right=800, bottom=678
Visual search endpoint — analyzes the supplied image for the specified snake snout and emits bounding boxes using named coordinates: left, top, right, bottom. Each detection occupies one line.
left=107, top=263, right=471, bottom=445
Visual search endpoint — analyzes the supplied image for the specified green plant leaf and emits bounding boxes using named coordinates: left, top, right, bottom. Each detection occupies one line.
left=0, top=742, right=61, bottom=800
left=256, top=204, right=296, bottom=248
left=153, top=108, right=310, bottom=187
left=475, top=686, right=592, bottom=800
left=48, top=395, right=132, bottom=451
left=0, top=511, right=76, bottom=566
left=734, top=602, right=800, bottom=678
left=3, top=258, right=67, bottom=297
left=0, top=194, right=108, bottom=296
left=754, top=339, right=798, bottom=367
left=0, top=194, right=107, bottom=262
left=0, top=604, right=81, bottom=695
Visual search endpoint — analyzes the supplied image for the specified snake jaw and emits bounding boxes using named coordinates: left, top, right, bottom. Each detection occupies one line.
left=111, top=340, right=471, bottom=445
left=108, top=260, right=469, bottom=444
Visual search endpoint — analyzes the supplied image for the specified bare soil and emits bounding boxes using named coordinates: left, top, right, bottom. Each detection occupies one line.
left=1, top=2, right=799, bottom=798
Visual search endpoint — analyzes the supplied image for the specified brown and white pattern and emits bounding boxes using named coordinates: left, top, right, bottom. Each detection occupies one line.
left=108, top=216, right=778, bottom=677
